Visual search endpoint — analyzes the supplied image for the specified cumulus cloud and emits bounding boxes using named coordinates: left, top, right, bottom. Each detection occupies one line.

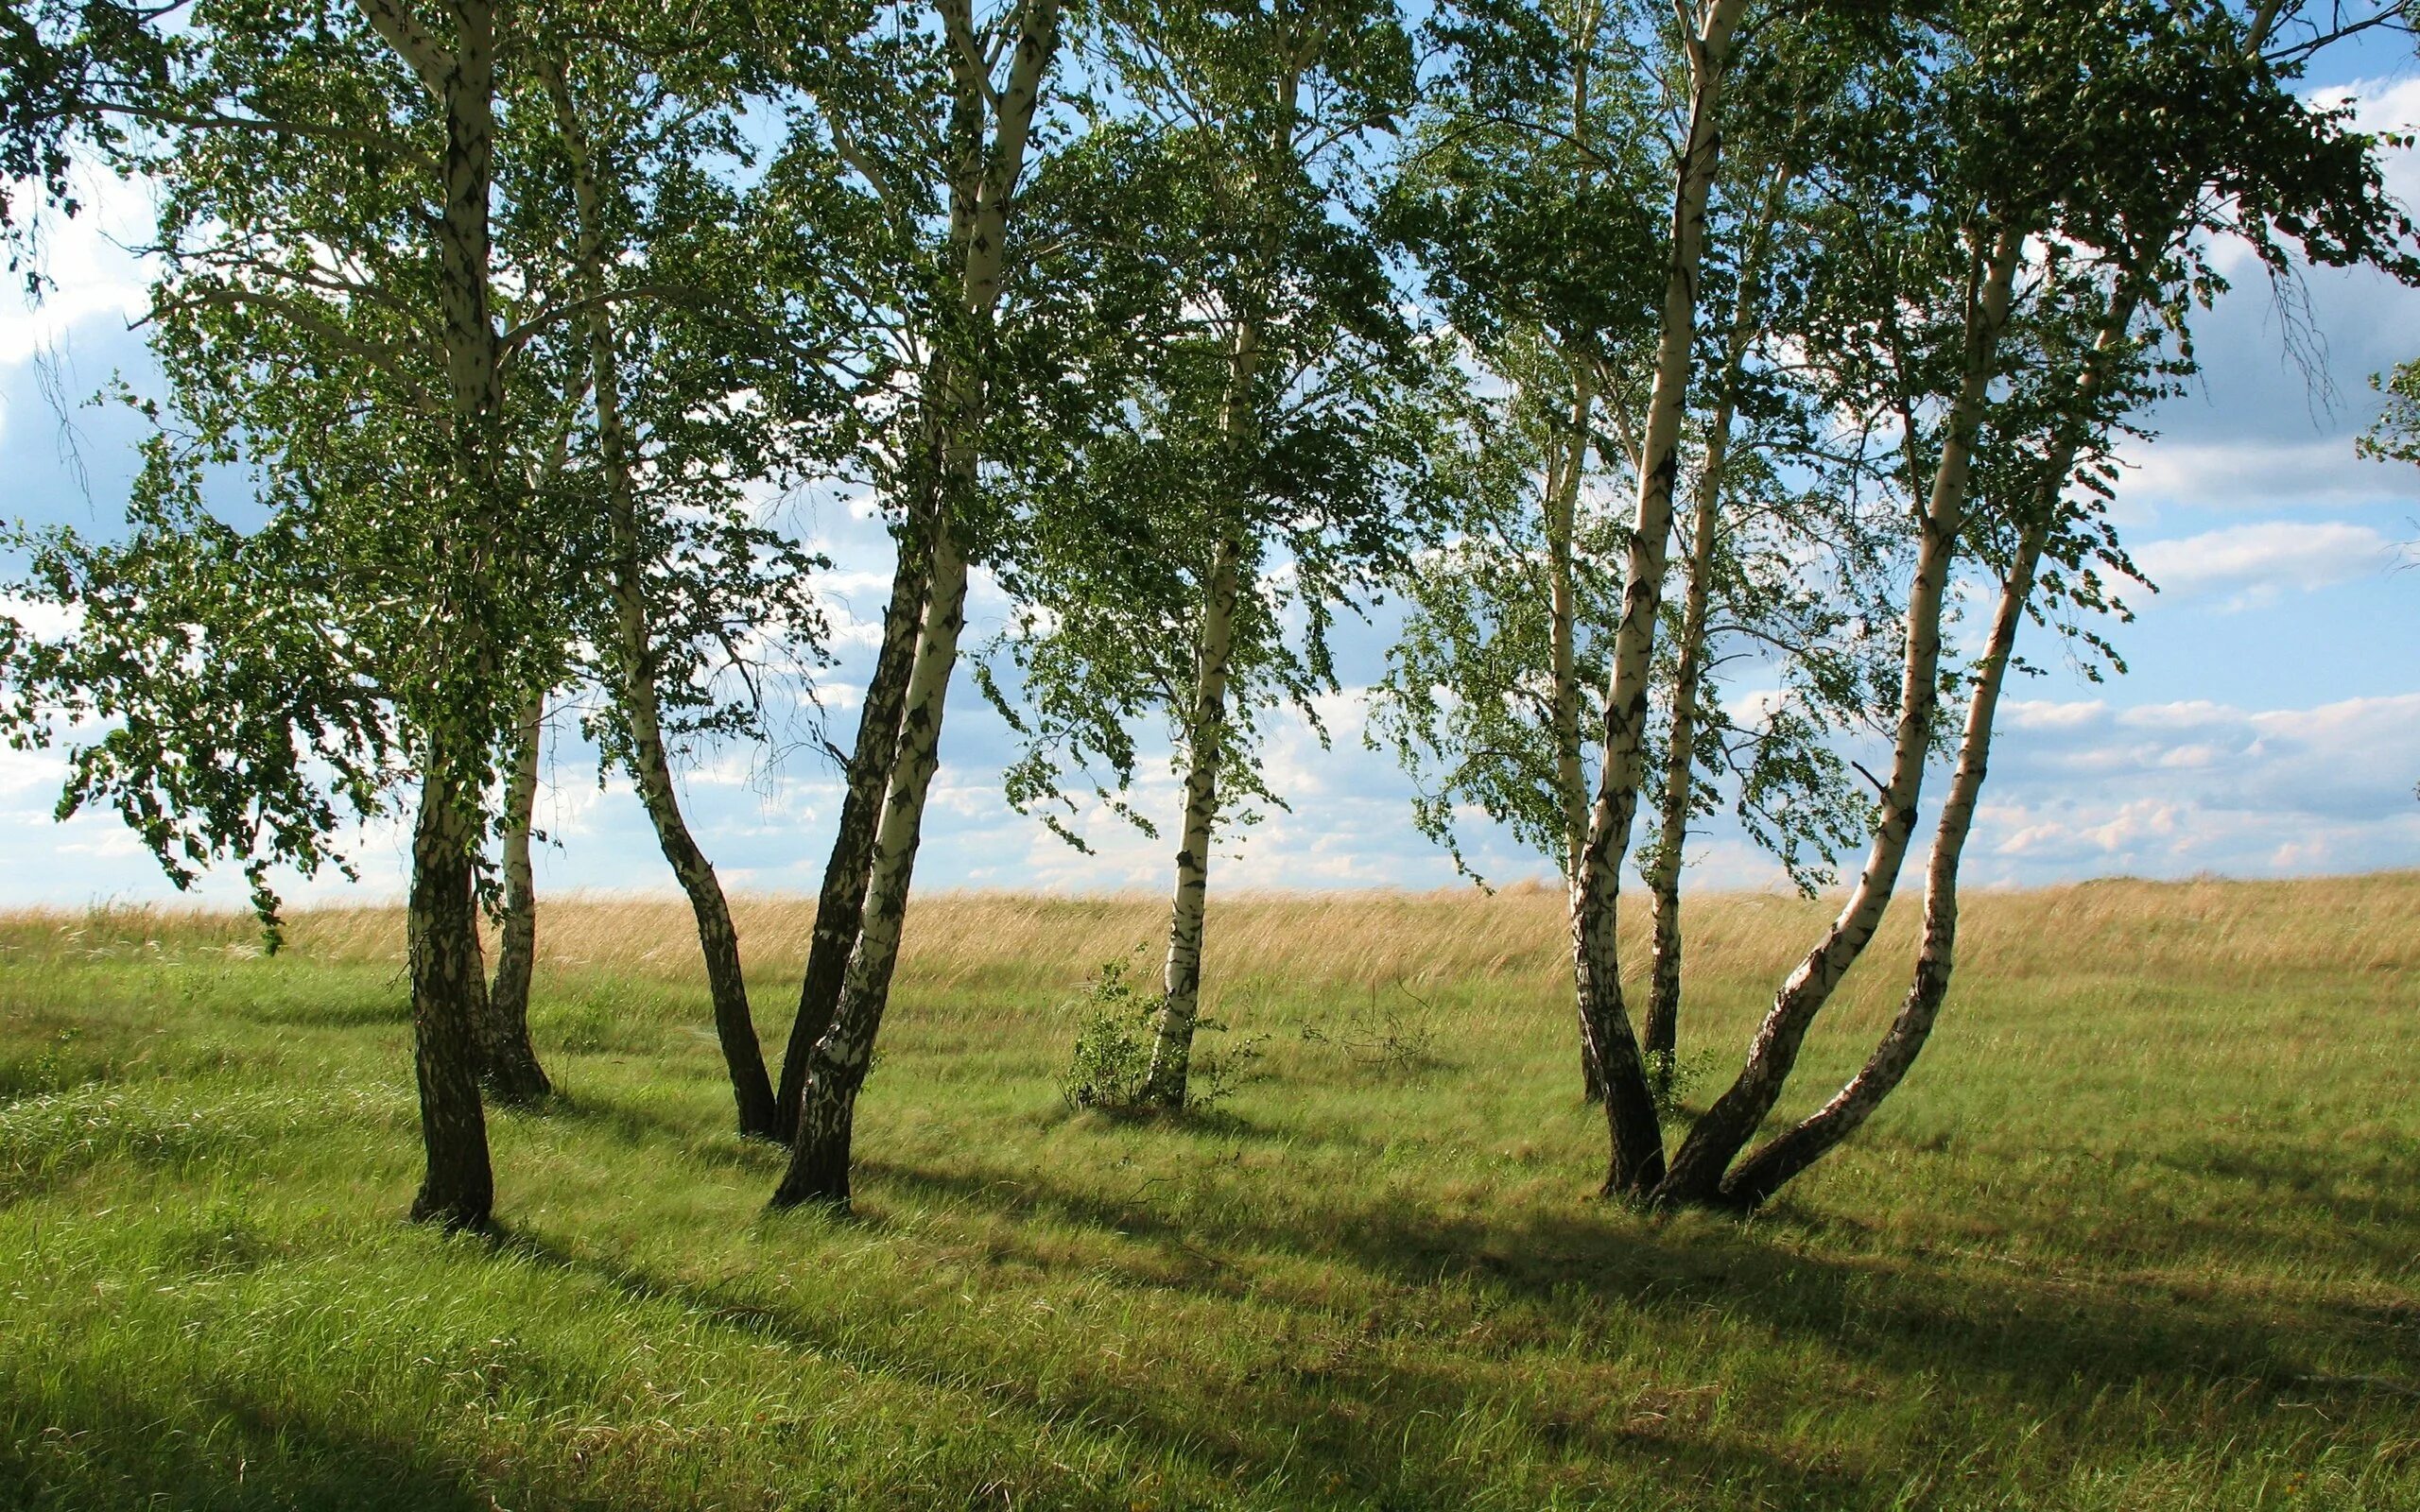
left=2132, top=520, right=2396, bottom=608
left=1968, top=692, right=2420, bottom=883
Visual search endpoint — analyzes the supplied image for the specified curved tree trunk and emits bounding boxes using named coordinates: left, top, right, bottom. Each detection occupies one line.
left=775, top=510, right=932, bottom=1142
left=1654, top=224, right=2025, bottom=1207
left=1707, top=132, right=2227, bottom=1201
left=1719, top=528, right=2042, bottom=1208
left=773, top=533, right=971, bottom=1208
left=545, top=54, right=776, bottom=1139
left=406, top=762, right=495, bottom=1230
left=1640, top=159, right=1788, bottom=1077
left=477, top=691, right=550, bottom=1104
left=1568, top=0, right=1752, bottom=1197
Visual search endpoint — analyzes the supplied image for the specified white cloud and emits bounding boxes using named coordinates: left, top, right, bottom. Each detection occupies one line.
left=0, top=167, right=155, bottom=374
left=2133, top=520, right=2395, bottom=608
left=1967, top=692, right=2420, bottom=883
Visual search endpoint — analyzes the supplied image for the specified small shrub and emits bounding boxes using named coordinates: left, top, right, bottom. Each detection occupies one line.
left=1061, top=951, right=1268, bottom=1114
left=1061, top=952, right=1157, bottom=1110
left=1645, top=1048, right=1720, bottom=1120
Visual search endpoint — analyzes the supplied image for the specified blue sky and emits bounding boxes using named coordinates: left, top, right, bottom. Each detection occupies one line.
left=2, top=58, right=2416, bottom=910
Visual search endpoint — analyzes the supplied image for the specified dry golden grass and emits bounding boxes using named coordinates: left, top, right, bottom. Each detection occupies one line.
left=18, top=868, right=2411, bottom=1005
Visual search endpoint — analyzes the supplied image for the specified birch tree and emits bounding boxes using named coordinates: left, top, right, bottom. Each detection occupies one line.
left=1703, top=0, right=2419, bottom=1208
left=523, top=30, right=835, bottom=1141
left=976, top=0, right=1434, bottom=1113
left=1612, top=0, right=2417, bottom=1209
left=0, top=0, right=571, bottom=1228
left=771, top=0, right=1065, bottom=1208
left=1378, top=8, right=1889, bottom=1095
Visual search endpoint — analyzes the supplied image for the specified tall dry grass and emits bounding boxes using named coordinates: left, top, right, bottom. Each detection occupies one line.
left=8, top=870, right=2413, bottom=1005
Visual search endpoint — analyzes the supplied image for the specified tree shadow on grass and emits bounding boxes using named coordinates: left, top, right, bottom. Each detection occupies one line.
left=0, top=1374, right=494, bottom=1512
left=510, top=1084, right=788, bottom=1177
left=855, top=1157, right=2419, bottom=1431
left=491, top=1221, right=1893, bottom=1511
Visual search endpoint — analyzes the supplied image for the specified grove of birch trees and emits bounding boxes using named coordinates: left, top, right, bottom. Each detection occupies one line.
left=2, top=0, right=2412, bottom=1229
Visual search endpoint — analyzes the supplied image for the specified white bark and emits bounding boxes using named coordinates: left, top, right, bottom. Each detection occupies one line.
left=776, top=0, right=1060, bottom=1204
left=1644, top=158, right=1792, bottom=1064
left=1657, top=223, right=2027, bottom=1204
left=1567, top=0, right=1753, bottom=1194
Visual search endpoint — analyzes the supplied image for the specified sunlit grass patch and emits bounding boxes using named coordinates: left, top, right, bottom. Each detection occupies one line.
left=2, top=874, right=2416, bottom=1508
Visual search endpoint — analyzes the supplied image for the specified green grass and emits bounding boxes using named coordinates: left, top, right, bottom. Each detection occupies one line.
left=1, top=878, right=2415, bottom=1510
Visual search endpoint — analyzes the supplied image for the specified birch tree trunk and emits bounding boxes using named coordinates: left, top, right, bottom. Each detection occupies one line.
left=772, top=9, right=984, bottom=1142
left=773, top=533, right=970, bottom=1206
left=545, top=55, right=778, bottom=1139
left=1718, top=526, right=2042, bottom=1207
left=478, top=691, right=550, bottom=1104
left=771, top=0, right=1060, bottom=1207
left=775, top=507, right=932, bottom=1141
left=1640, top=452, right=1720, bottom=1073
left=1708, top=146, right=2229, bottom=1200
left=1683, top=0, right=2287, bottom=1206
left=1567, top=0, right=1751, bottom=1196
left=1552, top=13, right=1605, bottom=1106
left=1642, top=162, right=1785, bottom=1072
left=1141, top=322, right=1260, bottom=1110
left=1654, top=223, right=2025, bottom=1207
left=406, top=762, right=495, bottom=1229
left=358, top=0, right=505, bottom=1228
left=1547, top=364, right=1605, bottom=1102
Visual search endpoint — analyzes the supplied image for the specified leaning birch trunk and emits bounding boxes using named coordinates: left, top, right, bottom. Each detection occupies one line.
left=1710, top=209, right=2204, bottom=1204
left=1718, top=528, right=2043, bottom=1208
left=771, top=0, right=1061, bottom=1208
left=478, top=691, right=550, bottom=1104
left=773, top=534, right=971, bottom=1206
left=773, top=1, right=1028, bottom=1142
left=1667, top=0, right=2284, bottom=1210
left=1641, top=160, right=1786, bottom=1072
left=774, top=499, right=933, bottom=1141
left=1568, top=0, right=1752, bottom=1196
left=359, top=0, right=505, bottom=1228
left=546, top=56, right=778, bottom=1138
left=1653, top=224, right=2026, bottom=1206
left=1140, top=326, right=1260, bottom=1110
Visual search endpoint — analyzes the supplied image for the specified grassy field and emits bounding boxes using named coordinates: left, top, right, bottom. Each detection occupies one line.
left=0, top=874, right=2415, bottom=1510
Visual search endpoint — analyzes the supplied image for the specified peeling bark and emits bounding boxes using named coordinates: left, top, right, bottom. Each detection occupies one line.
left=1567, top=0, right=1752, bottom=1196
left=1654, top=224, right=2025, bottom=1207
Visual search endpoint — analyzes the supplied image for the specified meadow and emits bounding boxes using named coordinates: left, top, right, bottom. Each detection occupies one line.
left=0, top=873, right=2414, bottom=1511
